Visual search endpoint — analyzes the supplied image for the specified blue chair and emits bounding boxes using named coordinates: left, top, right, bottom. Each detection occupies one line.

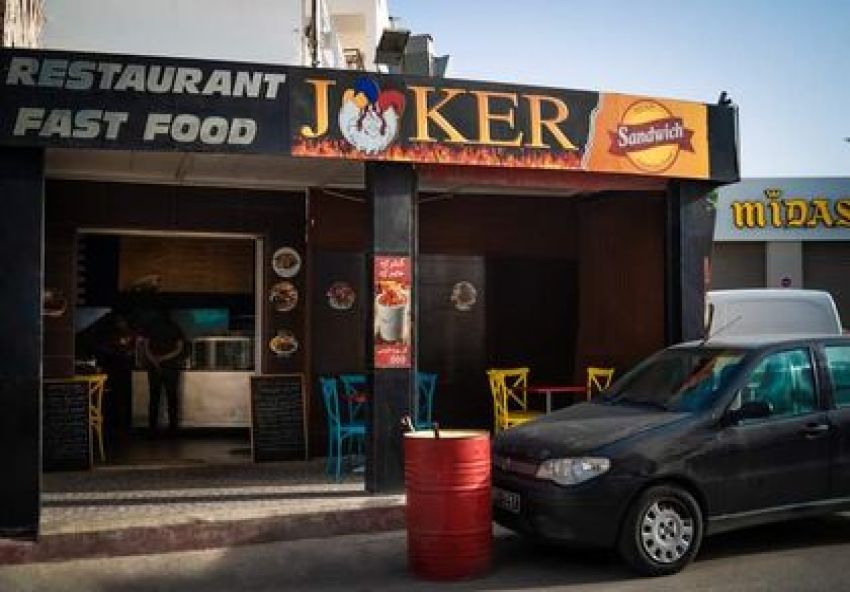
left=415, top=372, right=438, bottom=430
left=320, top=376, right=366, bottom=481
left=338, top=373, right=368, bottom=458
left=338, top=373, right=368, bottom=423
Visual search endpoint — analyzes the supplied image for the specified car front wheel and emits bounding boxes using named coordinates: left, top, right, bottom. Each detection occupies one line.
left=618, top=484, right=703, bottom=576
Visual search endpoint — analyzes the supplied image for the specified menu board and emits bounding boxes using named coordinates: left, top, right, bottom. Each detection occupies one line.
left=43, top=381, right=91, bottom=471
left=250, top=374, right=307, bottom=462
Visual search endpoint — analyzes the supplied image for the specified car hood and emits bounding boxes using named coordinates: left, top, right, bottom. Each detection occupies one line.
left=493, top=402, right=689, bottom=461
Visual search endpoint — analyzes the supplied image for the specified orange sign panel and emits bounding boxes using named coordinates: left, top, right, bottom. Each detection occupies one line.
left=587, top=94, right=709, bottom=179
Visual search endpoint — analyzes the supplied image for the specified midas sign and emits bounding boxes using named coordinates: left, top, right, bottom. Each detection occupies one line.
left=732, top=188, right=850, bottom=229
left=292, top=74, right=600, bottom=166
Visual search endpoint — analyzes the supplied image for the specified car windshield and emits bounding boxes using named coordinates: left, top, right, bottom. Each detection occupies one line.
left=602, top=348, right=748, bottom=412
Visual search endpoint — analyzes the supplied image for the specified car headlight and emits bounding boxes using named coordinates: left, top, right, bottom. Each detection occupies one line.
left=535, top=457, right=611, bottom=486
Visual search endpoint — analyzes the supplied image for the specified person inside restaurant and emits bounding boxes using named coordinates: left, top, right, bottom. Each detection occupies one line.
left=141, top=308, right=186, bottom=435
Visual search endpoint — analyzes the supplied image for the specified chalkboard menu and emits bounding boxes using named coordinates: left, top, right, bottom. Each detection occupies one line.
left=43, top=380, right=91, bottom=471
left=251, top=374, right=307, bottom=462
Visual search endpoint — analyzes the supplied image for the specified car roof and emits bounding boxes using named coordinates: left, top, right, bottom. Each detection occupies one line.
left=707, top=289, right=834, bottom=302
left=674, top=334, right=850, bottom=350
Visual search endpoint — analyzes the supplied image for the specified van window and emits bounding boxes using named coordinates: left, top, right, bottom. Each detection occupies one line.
left=824, top=346, right=850, bottom=408
left=734, top=349, right=817, bottom=420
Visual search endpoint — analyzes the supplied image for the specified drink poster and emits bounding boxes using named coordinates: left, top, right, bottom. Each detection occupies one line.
left=374, top=255, right=411, bottom=368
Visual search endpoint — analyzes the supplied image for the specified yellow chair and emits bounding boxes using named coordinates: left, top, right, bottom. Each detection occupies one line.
left=77, top=374, right=107, bottom=462
left=586, top=367, right=615, bottom=400
left=487, top=367, right=541, bottom=433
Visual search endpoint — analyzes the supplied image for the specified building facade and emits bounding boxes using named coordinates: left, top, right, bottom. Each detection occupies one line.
left=713, top=177, right=850, bottom=324
left=0, top=44, right=740, bottom=538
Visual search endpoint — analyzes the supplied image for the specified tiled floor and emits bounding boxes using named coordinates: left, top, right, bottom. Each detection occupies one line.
left=40, top=435, right=390, bottom=536
left=98, top=429, right=253, bottom=468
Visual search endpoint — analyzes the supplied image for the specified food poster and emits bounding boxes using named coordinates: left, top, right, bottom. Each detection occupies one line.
left=373, top=256, right=411, bottom=368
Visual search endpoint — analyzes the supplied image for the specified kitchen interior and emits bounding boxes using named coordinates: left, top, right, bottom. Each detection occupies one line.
left=75, top=231, right=259, bottom=466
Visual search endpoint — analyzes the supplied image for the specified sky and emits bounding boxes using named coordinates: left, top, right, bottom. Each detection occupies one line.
left=392, top=0, right=850, bottom=178
left=42, top=0, right=849, bottom=178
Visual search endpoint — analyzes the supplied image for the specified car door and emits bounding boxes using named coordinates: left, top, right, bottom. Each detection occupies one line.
left=821, top=343, right=850, bottom=499
left=707, top=347, right=831, bottom=516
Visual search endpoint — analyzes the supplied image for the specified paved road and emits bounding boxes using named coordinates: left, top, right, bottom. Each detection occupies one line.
left=4, top=515, right=850, bottom=592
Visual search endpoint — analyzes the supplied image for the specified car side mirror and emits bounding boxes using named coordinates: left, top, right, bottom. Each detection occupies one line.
left=727, top=400, right=771, bottom=425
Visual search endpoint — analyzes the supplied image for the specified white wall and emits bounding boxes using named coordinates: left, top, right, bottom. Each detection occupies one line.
left=42, top=0, right=304, bottom=65
left=326, top=0, right=388, bottom=69
left=42, top=0, right=390, bottom=68
left=765, top=241, right=803, bottom=289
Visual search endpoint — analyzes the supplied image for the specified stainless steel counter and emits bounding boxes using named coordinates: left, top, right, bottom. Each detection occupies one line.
left=132, top=371, right=252, bottom=428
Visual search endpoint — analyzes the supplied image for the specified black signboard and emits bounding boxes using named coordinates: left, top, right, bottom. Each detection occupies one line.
left=289, top=68, right=600, bottom=169
left=43, top=380, right=91, bottom=471
left=0, top=47, right=739, bottom=182
left=0, top=48, right=289, bottom=153
left=250, top=374, right=307, bottom=462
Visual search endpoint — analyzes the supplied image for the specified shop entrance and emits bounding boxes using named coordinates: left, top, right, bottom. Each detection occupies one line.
left=74, top=230, right=261, bottom=467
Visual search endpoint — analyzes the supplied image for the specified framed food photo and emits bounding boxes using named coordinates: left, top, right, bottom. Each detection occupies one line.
left=269, top=329, right=299, bottom=358
left=269, top=280, right=299, bottom=312
left=450, top=281, right=478, bottom=312
left=326, top=281, right=356, bottom=311
left=271, top=247, right=301, bottom=278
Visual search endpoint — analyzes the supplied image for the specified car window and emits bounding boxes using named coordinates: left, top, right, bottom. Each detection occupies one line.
left=603, top=348, right=746, bottom=412
left=824, top=346, right=850, bottom=408
left=732, top=348, right=817, bottom=421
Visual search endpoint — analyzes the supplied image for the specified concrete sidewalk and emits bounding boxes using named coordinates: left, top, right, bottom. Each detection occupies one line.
left=0, top=460, right=405, bottom=565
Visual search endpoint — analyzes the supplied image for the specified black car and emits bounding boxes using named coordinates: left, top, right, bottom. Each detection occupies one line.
left=492, top=334, right=850, bottom=576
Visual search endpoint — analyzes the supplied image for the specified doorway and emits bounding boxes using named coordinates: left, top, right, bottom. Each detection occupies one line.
left=74, top=230, right=261, bottom=467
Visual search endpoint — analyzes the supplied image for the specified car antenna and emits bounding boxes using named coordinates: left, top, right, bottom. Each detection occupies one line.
left=702, top=303, right=715, bottom=343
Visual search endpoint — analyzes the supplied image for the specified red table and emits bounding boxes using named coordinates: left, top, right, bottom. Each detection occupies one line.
left=339, top=391, right=369, bottom=423
left=525, top=385, right=587, bottom=413
left=340, top=391, right=369, bottom=404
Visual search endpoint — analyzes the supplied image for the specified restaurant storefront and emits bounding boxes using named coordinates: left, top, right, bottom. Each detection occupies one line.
left=0, top=47, right=739, bottom=538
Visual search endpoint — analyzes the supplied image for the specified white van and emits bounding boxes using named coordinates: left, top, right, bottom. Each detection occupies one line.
left=705, top=289, right=843, bottom=337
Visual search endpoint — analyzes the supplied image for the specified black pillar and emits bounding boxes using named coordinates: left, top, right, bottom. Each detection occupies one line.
left=665, top=180, right=717, bottom=344
left=365, top=162, right=417, bottom=493
left=0, top=147, right=44, bottom=539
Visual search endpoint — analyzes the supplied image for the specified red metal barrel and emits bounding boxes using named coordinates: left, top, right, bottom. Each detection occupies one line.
left=404, top=429, right=492, bottom=580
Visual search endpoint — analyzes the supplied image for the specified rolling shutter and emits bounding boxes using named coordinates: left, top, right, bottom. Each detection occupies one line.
left=804, top=241, right=850, bottom=326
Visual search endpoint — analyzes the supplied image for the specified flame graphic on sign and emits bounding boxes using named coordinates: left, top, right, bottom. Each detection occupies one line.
left=292, top=138, right=584, bottom=170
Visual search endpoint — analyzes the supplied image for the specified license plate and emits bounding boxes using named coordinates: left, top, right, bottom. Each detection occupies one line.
left=492, top=486, right=521, bottom=514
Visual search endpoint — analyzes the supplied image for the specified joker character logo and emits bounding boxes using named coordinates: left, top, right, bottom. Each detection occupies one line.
left=338, top=76, right=406, bottom=154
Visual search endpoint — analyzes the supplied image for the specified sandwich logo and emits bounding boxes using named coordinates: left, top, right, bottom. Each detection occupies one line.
left=609, top=99, right=694, bottom=173
left=338, top=76, right=406, bottom=154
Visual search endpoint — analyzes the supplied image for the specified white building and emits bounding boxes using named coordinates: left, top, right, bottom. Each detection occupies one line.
left=41, top=0, right=392, bottom=70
